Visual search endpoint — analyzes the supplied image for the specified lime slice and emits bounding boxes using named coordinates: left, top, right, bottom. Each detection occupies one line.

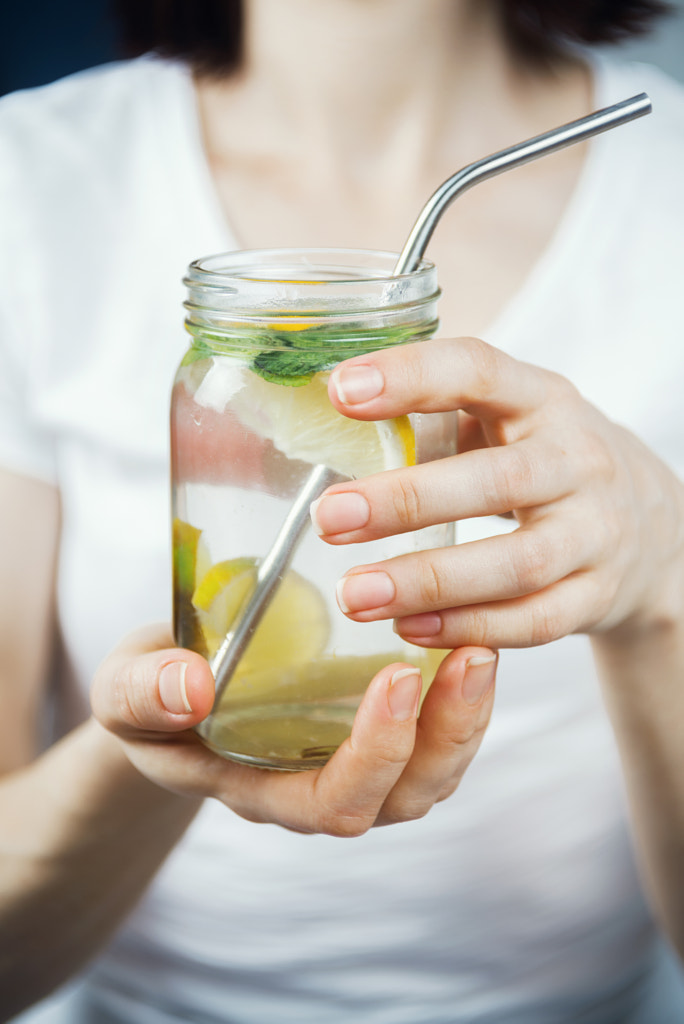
left=192, top=556, right=330, bottom=669
left=231, top=372, right=414, bottom=479
left=173, top=518, right=212, bottom=653
left=173, top=519, right=203, bottom=600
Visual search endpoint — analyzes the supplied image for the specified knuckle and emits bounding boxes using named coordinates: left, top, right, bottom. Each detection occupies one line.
left=109, top=662, right=153, bottom=732
left=580, top=509, right=618, bottom=572
left=367, top=745, right=414, bottom=776
left=461, top=337, right=501, bottom=398
left=450, top=718, right=482, bottom=747
left=436, top=770, right=470, bottom=803
left=499, top=444, right=539, bottom=507
left=512, top=533, right=554, bottom=593
left=582, top=571, right=619, bottom=629
left=527, top=599, right=567, bottom=646
left=390, top=475, right=423, bottom=530
left=436, top=782, right=460, bottom=803
left=443, top=716, right=489, bottom=752
left=419, top=717, right=478, bottom=752
left=593, top=589, right=617, bottom=629
left=380, top=794, right=433, bottom=826
left=316, top=808, right=374, bottom=839
left=581, top=431, right=616, bottom=482
left=417, top=559, right=451, bottom=608
left=546, top=369, right=579, bottom=403
left=459, top=604, right=491, bottom=647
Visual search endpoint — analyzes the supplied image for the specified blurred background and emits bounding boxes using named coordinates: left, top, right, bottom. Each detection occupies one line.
left=1, top=0, right=683, bottom=96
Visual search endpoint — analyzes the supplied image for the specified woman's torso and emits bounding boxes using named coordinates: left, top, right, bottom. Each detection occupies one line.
left=3, top=53, right=684, bottom=1022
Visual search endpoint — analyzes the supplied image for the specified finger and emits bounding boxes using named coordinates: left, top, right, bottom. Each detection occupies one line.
left=90, top=624, right=216, bottom=739
left=395, top=572, right=606, bottom=649
left=310, top=434, right=576, bottom=543
left=327, top=336, right=556, bottom=423
left=333, top=514, right=597, bottom=622
left=214, top=662, right=423, bottom=837
left=377, top=648, right=497, bottom=826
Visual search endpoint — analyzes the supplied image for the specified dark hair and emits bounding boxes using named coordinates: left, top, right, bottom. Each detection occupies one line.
left=113, top=0, right=671, bottom=75
left=113, top=0, right=243, bottom=75
left=501, top=0, right=672, bottom=60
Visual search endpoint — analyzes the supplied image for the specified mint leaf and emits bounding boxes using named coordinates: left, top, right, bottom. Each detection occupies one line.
left=250, top=349, right=334, bottom=386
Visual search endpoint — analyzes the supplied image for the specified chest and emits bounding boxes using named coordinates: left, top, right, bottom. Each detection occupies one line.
left=204, top=145, right=586, bottom=340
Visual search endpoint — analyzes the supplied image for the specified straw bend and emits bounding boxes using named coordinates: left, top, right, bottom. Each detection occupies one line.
left=393, top=92, right=651, bottom=277
left=208, top=91, right=652, bottom=699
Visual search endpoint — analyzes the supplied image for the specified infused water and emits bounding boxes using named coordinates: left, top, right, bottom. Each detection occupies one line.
left=172, top=249, right=453, bottom=769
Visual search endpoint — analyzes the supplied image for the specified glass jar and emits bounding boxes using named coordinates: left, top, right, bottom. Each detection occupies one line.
left=171, top=248, right=455, bottom=770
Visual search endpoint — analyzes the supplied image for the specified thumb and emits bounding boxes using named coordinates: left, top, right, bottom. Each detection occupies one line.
left=90, top=624, right=215, bottom=739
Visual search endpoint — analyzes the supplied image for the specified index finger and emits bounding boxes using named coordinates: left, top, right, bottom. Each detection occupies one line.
left=328, top=336, right=551, bottom=423
left=215, top=662, right=423, bottom=837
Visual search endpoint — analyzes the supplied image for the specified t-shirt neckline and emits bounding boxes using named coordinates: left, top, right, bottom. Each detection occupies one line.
left=167, top=53, right=620, bottom=350
left=484, top=53, right=618, bottom=351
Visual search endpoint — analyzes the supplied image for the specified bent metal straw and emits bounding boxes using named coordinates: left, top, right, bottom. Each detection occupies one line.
left=210, top=92, right=652, bottom=702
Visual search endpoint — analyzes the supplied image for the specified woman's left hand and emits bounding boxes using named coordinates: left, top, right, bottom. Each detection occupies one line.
left=91, top=626, right=497, bottom=836
left=311, top=336, right=684, bottom=649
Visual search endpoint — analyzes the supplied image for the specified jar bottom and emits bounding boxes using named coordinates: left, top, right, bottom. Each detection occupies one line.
left=195, top=647, right=445, bottom=771
left=196, top=699, right=359, bottom=771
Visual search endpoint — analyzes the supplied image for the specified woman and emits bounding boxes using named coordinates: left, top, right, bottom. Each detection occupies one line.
left=1, top=1, right=683, bottom=1020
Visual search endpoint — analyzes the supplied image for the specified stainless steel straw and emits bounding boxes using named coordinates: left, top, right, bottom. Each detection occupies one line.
left=393, top=92, right=651, bottom=276
left=209, top=463, right=341, bottom=695
left=210, top=92, right=652, bottom=701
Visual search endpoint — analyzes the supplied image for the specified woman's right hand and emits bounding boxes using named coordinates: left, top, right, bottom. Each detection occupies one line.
left=90, top=624, right=497, bottom=836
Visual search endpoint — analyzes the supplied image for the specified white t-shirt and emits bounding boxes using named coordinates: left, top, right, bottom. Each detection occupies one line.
left=2, top=54, right=684, bottom=1024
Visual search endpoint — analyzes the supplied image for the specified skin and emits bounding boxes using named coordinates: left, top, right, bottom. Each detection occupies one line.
left=318, top=339, right=684, bottom=645
left=314, top=340, right=684, bottom=951
left=0, top=552, right=496, bottom=1016
left=198, top=0, right=592, bottom=339
left=1, top=0, right=682, bottom=1015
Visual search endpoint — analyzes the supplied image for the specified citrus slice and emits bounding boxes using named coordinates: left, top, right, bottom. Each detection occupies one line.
left=173, top=519, right=203, bottom=601
left=192, top=556, right=330, bottom=670
left=173, top=518, right=212, bottom=653
left=231, top=372, right=414, bottom=479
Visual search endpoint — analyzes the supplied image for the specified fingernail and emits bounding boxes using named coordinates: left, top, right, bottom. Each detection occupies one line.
left=394, top=612, right=442, bottom=638
left=331, top=364, right=384, bottom=405
left=388, top=667, right=422, bottom=721
left=336, top=571, right=395, bottom=614
left=462, top=654, right=497, bottom=706
left=310, top=491, right=370, bottom=536
left=159, top=662, right=192, bottom=714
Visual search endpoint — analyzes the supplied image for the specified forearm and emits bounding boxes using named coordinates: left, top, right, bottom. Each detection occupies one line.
left=0, top=717, right=201, bottom=1019
left=592, top=600, right=684, bottom=956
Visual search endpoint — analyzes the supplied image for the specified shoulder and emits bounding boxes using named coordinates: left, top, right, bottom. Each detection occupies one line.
left=595, top=56, right=684, bottom=166
left=0, top=55, right=193, bottom=295
left=584, top=57, right=684, bottom=253
left=0, top=57, right=195, bottom=398
left=600, top=57, right=684, bottom=124
left=0, top=56, right=190, bottom=205
left=0, top=55, right=188, bottom=143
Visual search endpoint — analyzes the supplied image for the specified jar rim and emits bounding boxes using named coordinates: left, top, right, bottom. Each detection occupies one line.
left=182, top=248, right=440, bottom=335
left=184, top=247, right=436, bottom=288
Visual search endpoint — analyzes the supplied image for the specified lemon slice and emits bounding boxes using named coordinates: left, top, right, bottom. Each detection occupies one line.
left=231, top=372, right=414, bottom=479
left=192, top=556, right=330, bottom=670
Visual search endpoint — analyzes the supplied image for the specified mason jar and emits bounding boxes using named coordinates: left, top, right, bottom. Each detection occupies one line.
left=171, top=248, right=455, bottom=770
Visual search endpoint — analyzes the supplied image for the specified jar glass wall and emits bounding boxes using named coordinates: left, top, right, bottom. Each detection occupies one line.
left=171, top=249, right=455, bottom=770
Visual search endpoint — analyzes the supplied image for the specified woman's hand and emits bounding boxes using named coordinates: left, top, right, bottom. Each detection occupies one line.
left=90, top=625, right=496, bottom=836
left=310, top=336, right=684, bottom=649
